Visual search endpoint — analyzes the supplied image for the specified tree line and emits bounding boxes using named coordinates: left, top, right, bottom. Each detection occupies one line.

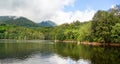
left=0, top=24, right=44, bottom=40
left=51, top=10, right=120, bottom=43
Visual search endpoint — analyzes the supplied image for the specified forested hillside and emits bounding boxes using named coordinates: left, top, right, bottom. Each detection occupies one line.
left=0, top=16, right=39, bottom=27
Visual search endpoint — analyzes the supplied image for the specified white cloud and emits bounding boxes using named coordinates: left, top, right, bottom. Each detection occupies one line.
left=72, top=9, right=95, bottom=22
left=0, top=0, right=95, bottom=25
left=50, top=9, right=95, bottom=25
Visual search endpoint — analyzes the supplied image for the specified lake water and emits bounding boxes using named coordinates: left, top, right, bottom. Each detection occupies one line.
left=0, top=40, right=119, bottom=64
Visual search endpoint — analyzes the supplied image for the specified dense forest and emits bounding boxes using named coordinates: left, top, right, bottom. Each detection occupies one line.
left=0, top=24, right=44, bottom=40
left=0, top=6, right=120, bottom=43
left=52, top=10, right=120, bottom=43
left=50, top=6, right=120, bottom=43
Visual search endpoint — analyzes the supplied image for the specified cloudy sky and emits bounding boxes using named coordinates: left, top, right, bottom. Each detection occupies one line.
left=0, top=0, right=120, bottom=25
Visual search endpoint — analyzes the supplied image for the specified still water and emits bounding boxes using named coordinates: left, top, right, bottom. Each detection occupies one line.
left=0, top=40, right=119, bottom=64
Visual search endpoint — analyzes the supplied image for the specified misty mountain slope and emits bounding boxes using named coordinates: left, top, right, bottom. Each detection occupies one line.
left=0, top=16, right=39, bottom=27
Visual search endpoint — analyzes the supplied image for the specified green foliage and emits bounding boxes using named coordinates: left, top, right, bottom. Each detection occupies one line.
left=0, top=25, right=44, bottom=40
left=52, top=21, right=91, bottom=41
left=37, top=27, right=55, bottom=40
left=91, top=10, right=120, bottom=43
left=111, top=23, right=120, bottom=43
left=52, top=10, right=120, bottom=43
left=77, top=22, right=91, bottom=41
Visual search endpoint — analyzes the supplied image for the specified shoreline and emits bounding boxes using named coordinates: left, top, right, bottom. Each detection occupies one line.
left=0, top=39, right=120, bottom=46
left=55, top=40, right=120, bottom=47
left=80, top=42, right=120, bottom=46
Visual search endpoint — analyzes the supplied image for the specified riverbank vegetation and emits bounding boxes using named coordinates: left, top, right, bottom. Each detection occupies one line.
left=0, top=24, right=44, bottom=40
left=52, top=10, right=120, bottom=43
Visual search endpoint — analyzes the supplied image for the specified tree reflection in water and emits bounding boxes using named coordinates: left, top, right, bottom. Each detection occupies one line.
left=0, top=41, right=119, bottom=64
left=54, top=43, right=120, bottom=64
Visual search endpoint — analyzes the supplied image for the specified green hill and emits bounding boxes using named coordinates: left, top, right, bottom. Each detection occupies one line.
left=0, top=16, right=39, bottom=27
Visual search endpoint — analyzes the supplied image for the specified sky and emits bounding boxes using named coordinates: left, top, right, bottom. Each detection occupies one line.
left=0, top=0, right=120, bottom=25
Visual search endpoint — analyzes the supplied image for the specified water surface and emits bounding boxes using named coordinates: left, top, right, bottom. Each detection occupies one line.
left=0, top=40, right=119, bottom=64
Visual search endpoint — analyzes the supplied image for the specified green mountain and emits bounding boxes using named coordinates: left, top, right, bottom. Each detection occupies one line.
left=39, top=20, right=57, bottom=27
left=0, top=16, right=39, bottom=27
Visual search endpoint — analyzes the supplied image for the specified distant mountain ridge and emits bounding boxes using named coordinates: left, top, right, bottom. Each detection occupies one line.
left=39, top=20, right=57, bottom=27
left=111, top=4, right=120, bottom=11
left=0, top=16, right=39, bottom=27
left=109, top=4, right=120, bottom=15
